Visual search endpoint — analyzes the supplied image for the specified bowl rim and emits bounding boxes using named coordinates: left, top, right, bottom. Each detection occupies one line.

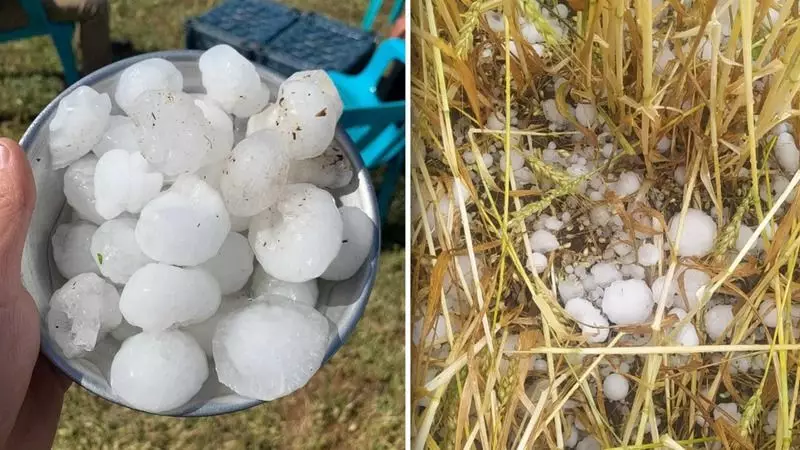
left=20, top=49, right=381, bottom=417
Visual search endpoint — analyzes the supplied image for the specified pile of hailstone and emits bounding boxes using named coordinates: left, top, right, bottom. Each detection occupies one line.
left=47, top=45, right=371, bottom=413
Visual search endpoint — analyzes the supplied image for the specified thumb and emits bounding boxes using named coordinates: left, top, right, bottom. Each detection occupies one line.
left=0, top=138, right=35, bottom=288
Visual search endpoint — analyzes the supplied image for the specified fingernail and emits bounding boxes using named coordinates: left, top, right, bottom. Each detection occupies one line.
left=0, top=142, right=10, bottom=170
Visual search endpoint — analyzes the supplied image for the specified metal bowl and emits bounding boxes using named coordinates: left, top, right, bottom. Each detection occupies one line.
left=19, top=50, right=380, bottom=417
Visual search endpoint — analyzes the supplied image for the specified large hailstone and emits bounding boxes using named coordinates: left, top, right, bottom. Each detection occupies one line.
left=194, top=96, right=234, bottom=165
left=127, top=90, right=218, bottom=176
left=63, top=155, right=104, bottom=224
left=322, top=207, right=374, bottom=281
left=49, top=86, right=112, bottom=169
left=212, top=298, right=330, bottom=400
left=667, top=208, right=717, bottom=257
left=136, top=174, right=231, bottom=266
left=184, top=293, right=250, bottom=356
left=249, top=183, right=343, bottom=283
left=110, top=330, right=208, bottom=413
left=47, top=273, right=122, bottom=358
left=705, top=304, right=734, bottom=340
left=114, top=58, right=183, bottom=114
left=52, top=221, right=100, bottom=279
left=564, top=298, right=609, bottom=343
left=200, top=233, right=254, bottom=295
left=93, top=115, right=142, bottom=157
left=250, top=266, right=319, bottom=307
left=90, top=218, right=153, bottom=284
left=119, top=263, right=221, bottom=330
left=219, top=130, right=291, bottom=217
left=198, top=44, right=269, bottom=117
left=287, top=143, right=354, bottom=189
left=94, top=150, right=164, bottom=220
left=602, top=279, right=654, bottom=325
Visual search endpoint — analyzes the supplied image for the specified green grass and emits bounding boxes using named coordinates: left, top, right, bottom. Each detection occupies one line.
left=0, top=1, right=404, bottom=448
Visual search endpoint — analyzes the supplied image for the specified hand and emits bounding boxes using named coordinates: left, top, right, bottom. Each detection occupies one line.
left=0, top=138, right=70, bottom=449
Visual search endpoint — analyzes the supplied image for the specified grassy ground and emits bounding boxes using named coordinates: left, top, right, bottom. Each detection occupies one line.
left=0, top=1, right=405, bottom=448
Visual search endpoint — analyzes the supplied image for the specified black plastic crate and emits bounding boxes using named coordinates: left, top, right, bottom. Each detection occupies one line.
left=260, top=13, right=376, bottom=75
left=185, top=0, right=301, bottom=60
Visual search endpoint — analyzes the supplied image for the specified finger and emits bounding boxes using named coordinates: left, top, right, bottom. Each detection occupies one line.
left=4, top=357, right=70, bottom=450
left=0, top=138, right=35, bottom=288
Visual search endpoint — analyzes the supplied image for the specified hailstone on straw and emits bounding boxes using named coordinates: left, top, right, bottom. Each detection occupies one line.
left=114, top=58, right=183, bottom=114
left=322, top=207, right=374, bottom=281
left=52, top=221, right=100, bottom=279
left=250, top=266, right=319, bottom=307
left=94, top=150, right=164, bottom=220
left=212, top=298, right=330, bottom=400
left=135, top=174, right=231, bottom=266
left=603, top=373, right=629, bottom=401
left=530, top=229, right=559, bottom=253
left=200, top=232, right=254, bottom=295
left=63, top=155, right=104, bottom=224
left=110, top=330, right=208, bottom=413
left=775, top=132, right=800, bottom=173
left=90, top=218, right=153, bottom=284
left=198, top=44, right=269, bottom=117
left=93, top=115, right=142, bottom=157
left=119, top=263, right=221, bottom=330
left=49, top=86, right=112, bottom=169
left=184, top=293, right=250, bottom=356
left=48, top=273, right=121, bottom=358
left=667, top=208, right=717, bottom=257
left=704, top=304, right=734, bottom=341
left=564, top=298, right=609, bottom=343
left=287, top=143, right=354, bottom=189
left=602, top=279, right=653, bottom=325
left=249, top=183, right=343, bottom=283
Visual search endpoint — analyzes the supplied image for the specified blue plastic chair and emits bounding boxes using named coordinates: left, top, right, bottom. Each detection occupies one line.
left=362, top=0, right=405, bottom=32
left=0, top=0, right=79, bottom=85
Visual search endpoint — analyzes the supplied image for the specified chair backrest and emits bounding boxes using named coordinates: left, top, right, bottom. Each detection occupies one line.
left=361, top=0, right=405, bottom=32
left=18, top=0, right=50, bottom=26
left=357, top=37, right=405, bottom=94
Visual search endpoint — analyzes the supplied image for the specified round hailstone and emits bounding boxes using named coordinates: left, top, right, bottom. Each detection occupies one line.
left=200, top=233, right=254, bottom=295
left=94, top=150, right=164, bottom=220
left=612, top=171, right=641, bottom=197
left=667, top=208, right=717, bottom=257
left=590, top=262, right=622, bottom=287
left=110, top=319, right=141, bottom=342
left=114, top=58, right=183, bottom=114
left=246, top=103, right=281, bottom=136
left=194, top=96, right=234, bottom=165
left=713, top=402, right=741, bottom=424
left=184, top=293, right=250, bottom=356
left=52, top=221, right=100, bottom=279
left=527, top=251, right=548, bottom=274
left=656, top=136, right=672, bottom=153
left=212, top=298, right=330, bottom=400
left=92, top=115, right=142, bottom=157
left=564, top=298, right=609, bottom=343
left=668, top=308, right=700, bottom=346
left=90, top=218, right=153, bottom=284
left=136, top=174, right=231, bottom=266
left=775, top=132, right=800, bottom=173
left=575, top=103, right=597, bottom=128
left=542, top=99, right=567, bottom=128
left=637, top=243, right=660, bottom=266
left=755, top=298, right=800, bottom=328
left=49, top=86, right=112, bottom=169
left=704, top=304, right=734, bottom=341
left=63, top=155, right=104, bottom=225
left=250, top=266, right=319, bottom=307
left=110, top=330, right=207, bottom=413
left=120, top=263, right=221, bottom=330
left=603, top=373, right=629, bottom=401
left=219, top=130, right=291, bottom=217
left=127, top=90, right=217, bottom=176
left=250, top=183, right=343, bottom=282
left=672, top=268, right=711, bottom=310
left=576, top=436, right=601, bottom=450
left=198, top=44, right=269, bottom=117
left=558, top=278, right=585, bottom=303
left=322, top=207, right=374, bottom=281
left=47, top=273, right=121, bottom=358
left=281, top=70, right=343, bottom=120
left=602, top=279, right=653, bottom=325
left=530, top=229, right=560, bottom=253
left=735, top=224, right=762, bottom=254
left=287, top=143, right=354, bottom=189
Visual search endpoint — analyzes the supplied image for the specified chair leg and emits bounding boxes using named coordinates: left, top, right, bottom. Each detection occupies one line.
left=377, top=152, right=404, bottom=223
left=50, top=25, right=80, bottom=85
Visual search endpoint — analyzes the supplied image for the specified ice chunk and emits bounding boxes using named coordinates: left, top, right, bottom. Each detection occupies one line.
left=281, top=70, right=343, bottom=120
left=200, top=233, right=254, bottom=294
left=530, top=229, right=559, bottom=253
left=287, top=143, right=353, bottom=189
left=542, top=99, right=567, bottom=128
left=120, top=263, right=221, bottom=330
left=603, top=373, right=629, bottom=401
left=526, top=251, right=548, bottom=274
left=602, top=279, right=653, bottom=325
left=198, top=44, right=269, bottom=117
left=136, top=175, right=231, bottom=266
left=114, top=58, right=183, bottom=114
left=322, top=207, right=374, bottom=280
left=63, top=155, right=105, bottom=225
left=219, top=130, right=291, bottom=217
left=91, top=218, right=153, bottom=284
left=667, top=208, right=717, bottom=257
left=52, top=221, right=100, bottom=279
left=184, top=293, right=250, bottom=356
left=564, top=298, right=609, bottom=343
left=212, top=298, right=330, bottom=400
left=612, top=171, right=641, bottom=197
left=48, top=273, right=121, bottom=358
left=49, top=86, right=112, bottom=169
left=637, top=243, right=660, bottom=266
left=705, top=304, right=734, bottom=340
left=250, top=266, right=318, bottom=307
left=94, top=150, right=164, bottom=220
left=194, top=96, right=234, bottom=165
left=92, top=115, right=142, bottom=157
left=575, top=103, right=597, bottom=128
left=775, top=132, right=800, bottom=173
left=590, top=262, right=622, bottom=287
left=110, top=330, right=208, bottom=413
left=250, top=183, right=343, bottom=282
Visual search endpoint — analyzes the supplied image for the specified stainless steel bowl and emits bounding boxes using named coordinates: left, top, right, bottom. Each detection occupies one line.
left=19, top=50, right=380, bottom=416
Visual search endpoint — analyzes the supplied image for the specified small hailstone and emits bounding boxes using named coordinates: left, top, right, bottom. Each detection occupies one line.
left=589, top=206, right=611, bottom=227
left=669, top=308, right=700, bottom=346
left=576, top=436, right=601, bottom=450
left=484, top=11, right=504, bottom=33
left=63, top=155, right=104, bottom=225
left=527, top=251, right=548, bottom=274
left=705, top=304, right=734, bottom=340
left=250, top=266, right=318, bottom=307
left=765, top=408, right=779, bottom=433
left=288, top=143, right=353, bottom=189
left=49, top=86, right=112, bottom=169
left=120, top=263, right=221, bottom=330
left=575, top=103, right=598, bottom=128
left=114, top=58, right=183, bottom=114
left=91, top=218, right=153, bottom=284
left=564, top=298, right=609, bottom=343
left=136, top=174, right=231, bottom=266
left=621, top=264, right=646, bottom=280
left=93, top=116, right=142, bottom=157
left=544, top=216, right=564, bottom=231
left=94, top=150, right=164, bottom=220
left=637, top=243, right=660, bottom=266
left=654, top=45, right=676, bottom=74
left=667, top=208, right=716, bottom=257
left=250, top=183, right=343, bottom=283
left=603, top=373, right=629, bottom=401
left=613, top=241, right=633, bottom=256
left=612, top=171, right=641, bottom=197
left=603, top=279, right=653, bottom=325
left=219, top=130, right=291, bottom=217
left=590, top=262, right=622, bottom=287
left=184, top=293, right=250, bottom=356
left=677, top=268, right=711, bottom=310
left=194, top=96, right=235, bottom=165
left=110, top=330, right=208, bottom=413
left=485, top=111, right=504, bottom=130
left=412, top=316, right=448, bottom=346
left=735, top=224, right=761, bottom=254
left=530, top=229, right=560, bottom=253
left=532, top=358, right=548, bottom=372
left=674, top=165, right=687, bottom=185
left=200, top=233, right=254, bottom=295
left=713, top=402, right=741, bottom=424
left=52, top=221, right=100, bottom=279
left=559, top=278, right=585, bottom=303
left=199, top=45, right=269, bottom=117
left=775, top=132, right=800, bottom=173
left=48, top=273, right=121, bottom=358
left=656, top=136, right=671, bottom=153
left=542, top=99, right=567, bottom=128
left=213, top=298, right=330, bottom=400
